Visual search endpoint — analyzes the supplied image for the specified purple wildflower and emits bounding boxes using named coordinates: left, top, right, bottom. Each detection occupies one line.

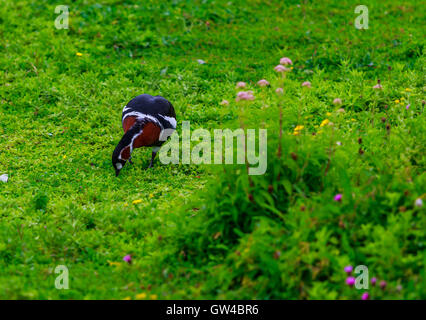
left=346, top=276, right=356, bottom=286
left=334, top=194, right=343, bottom=202
left=344, top=265, right=353, bottom=274
left=123, top=255, right=132, bottom=263
left=333, top=98, right=343, bottom=106
left=280, top=57, right=293, bottom=65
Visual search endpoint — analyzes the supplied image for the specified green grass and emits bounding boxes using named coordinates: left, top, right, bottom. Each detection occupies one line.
left=0, top=0, right=425, bottom=299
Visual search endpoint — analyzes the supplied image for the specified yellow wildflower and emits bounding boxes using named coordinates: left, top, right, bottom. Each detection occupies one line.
left=326, top=112, right=332, bottom=116
left=149, top=193, right=154, bottom=199
left=320, top=119, right=330, bottom=127
left=76, top=52, right=83, bottom=56
left=242, top=276, right=251, bottom=286
left=405, top=88, right=412, bottom=92
left=132, top=199, right=142, bottom=205
left=136, top=293, right=147, bottom=299
left=108, top=261, right=121, bottom=267
left=63, top=155, right=66, bottom=159
left=150, top=294, right=158, bottom=300
left=292, top=125, right=304, bottom=135
left=122, top=296, right=131, bottom=300
left=395, top=99, right=400, bottom=104
left=124, top=203, right=128, bottom=207
left=351, top=118, right=356, bottom=122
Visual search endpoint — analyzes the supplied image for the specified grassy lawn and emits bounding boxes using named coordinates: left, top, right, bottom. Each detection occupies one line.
left=0, top=0, right=424, bottom=299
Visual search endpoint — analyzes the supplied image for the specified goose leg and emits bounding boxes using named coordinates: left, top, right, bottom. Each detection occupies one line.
left=148, top=147, right=160, bottom=168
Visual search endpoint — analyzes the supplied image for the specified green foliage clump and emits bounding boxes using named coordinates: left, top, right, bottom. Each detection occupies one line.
left=156, top=61, right=425, bottom=299
left=164, top=110, right=425, bottom=299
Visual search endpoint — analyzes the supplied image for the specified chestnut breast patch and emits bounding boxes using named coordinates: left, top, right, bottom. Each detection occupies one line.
left=123, top=116, right=137, bottom=133
left=120, top=146, right=131, bottom=160
left=133, top=122, right=161, bottom=148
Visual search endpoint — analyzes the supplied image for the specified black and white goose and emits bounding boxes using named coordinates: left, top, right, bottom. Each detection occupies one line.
left=112, top=94, right=176, bottom=176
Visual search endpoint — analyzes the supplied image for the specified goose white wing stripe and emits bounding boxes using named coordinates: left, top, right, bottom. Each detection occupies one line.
left=118, top=128, right=144, bottom=160
left=122, top=111, right=164, bottom=129
left=158, top=114, right=177, bottom=129
left=130, top=129, right=143, bottom=153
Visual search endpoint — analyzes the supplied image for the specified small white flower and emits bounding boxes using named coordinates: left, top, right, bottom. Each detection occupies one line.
left=197, top=59, right=206, bottom=64
left=415, top=198, right=423, bottom=207
left=336, top=141, right=342, bottom=146
left=0, top=174, right=8, bottom=183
